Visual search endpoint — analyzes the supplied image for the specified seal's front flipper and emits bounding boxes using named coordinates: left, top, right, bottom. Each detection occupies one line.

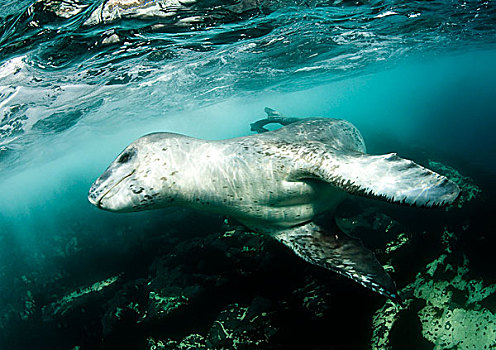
left=250, top=108, right=301, bottom=133
left=330, top=152, right=461, bottom=207
left=274, top=222, right=400, bottom=301
left=293, top=148, right=461, bottom=207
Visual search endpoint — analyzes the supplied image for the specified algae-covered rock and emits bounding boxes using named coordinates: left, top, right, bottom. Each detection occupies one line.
left=371, top=228, right=496, bottom=350
left=101, top=279, right=149, bottom=336
left=20, top=290, right=36, bottom=321
left=428, top=161, right=481, bottom=208
left=206, top=298, right=278, bottom=349
left=148, top=291, right=189, bottom=319
left=146, top=297, right=279, bottom=350
left=292, top=279, right=331, bottom=320
left=413, top=254, right=496, bottom=350
left=148, top=334, right=206, bottom=350
left=42, top=275, right=121, bottom=319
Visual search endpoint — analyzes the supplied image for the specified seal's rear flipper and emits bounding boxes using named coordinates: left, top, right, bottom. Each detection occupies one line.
left=264, top=107, right=284, bottom=118
left=250, top=108, right=301, bottom=133
left=274, top=222, right=400, bottom=302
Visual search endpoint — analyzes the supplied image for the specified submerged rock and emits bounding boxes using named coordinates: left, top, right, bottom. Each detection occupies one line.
left=42, top=275, right=121, bottom=319
left=148, top=333, right=206, bottom=350
left=292, top=279, right=332, bottom=320
left=428, top=160, right=481, bottom=209
left=370, top=228, right=496, bottom=350
left=206, top=298, right=278, bottom=349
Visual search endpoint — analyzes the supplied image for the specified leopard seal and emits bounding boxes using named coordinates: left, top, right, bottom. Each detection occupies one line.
left=88, top=108, right=460, bottom=301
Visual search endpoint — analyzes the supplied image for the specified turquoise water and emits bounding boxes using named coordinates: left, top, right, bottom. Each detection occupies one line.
left=1, top=1, right=496, bottom=349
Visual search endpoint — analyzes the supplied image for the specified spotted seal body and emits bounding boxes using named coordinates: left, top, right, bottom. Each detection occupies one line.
left=88, top=112, right=460, bottom=301
left=89, top=118, right=367, bottom=229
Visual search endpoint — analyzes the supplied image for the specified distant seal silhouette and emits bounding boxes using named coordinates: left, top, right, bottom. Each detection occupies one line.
left=88, top=108, right=460, bottom=301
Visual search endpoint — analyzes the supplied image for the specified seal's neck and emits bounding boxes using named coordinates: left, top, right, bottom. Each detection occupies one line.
left=161, top=139, right=227, bottom=207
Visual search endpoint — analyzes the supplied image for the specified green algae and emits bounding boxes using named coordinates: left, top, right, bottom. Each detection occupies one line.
left=148, top=292, right=189, bottom=316
left=148, top=334, right=206, bottom=350
left=20, top=290, right=35, bottom=321
left=385, top=232, right=410, bottom=255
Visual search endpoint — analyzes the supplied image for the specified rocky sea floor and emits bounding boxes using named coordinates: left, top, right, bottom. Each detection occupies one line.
left=0, top=148, right=494, bottom=350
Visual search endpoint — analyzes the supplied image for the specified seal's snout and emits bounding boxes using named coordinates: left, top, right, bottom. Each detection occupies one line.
left=88, top=191, right=97, bottom=206
left=88, top=167, right=116, bottom=209
left=88, top=166, right=137, bottom=212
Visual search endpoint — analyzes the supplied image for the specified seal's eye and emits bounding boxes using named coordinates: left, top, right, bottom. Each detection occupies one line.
left=118, top=152, right=131, bottom=163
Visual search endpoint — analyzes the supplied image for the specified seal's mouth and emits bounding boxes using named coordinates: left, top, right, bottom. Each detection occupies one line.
left=88, top=170, right=135, bottom=209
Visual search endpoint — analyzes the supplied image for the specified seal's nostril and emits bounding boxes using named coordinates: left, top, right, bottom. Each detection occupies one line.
left=88, top=193, right=97, bottom=206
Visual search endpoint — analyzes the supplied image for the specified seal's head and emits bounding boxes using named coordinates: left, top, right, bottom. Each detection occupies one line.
left=88, top=132, right=186, bottom=212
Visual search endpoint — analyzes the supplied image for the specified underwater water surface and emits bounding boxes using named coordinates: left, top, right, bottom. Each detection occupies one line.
left=1, top=0, right=496, bottom=349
